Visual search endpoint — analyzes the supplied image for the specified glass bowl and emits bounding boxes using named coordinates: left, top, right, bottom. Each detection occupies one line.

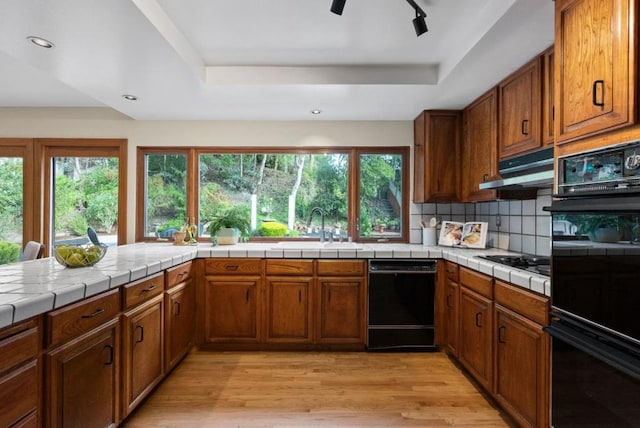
left=54, top=244, right=108, bottom=268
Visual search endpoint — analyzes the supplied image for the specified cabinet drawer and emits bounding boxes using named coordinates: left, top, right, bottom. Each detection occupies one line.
left=459, top=267, right=493, bottom=299
left=0, top=360, right=38, bottom=428
left=47, top=289, right=121, bottom=347
left=205, top=258, right=263, bottom=275
left=495, top=280, right=549, bottom=325
left=123, top=272, right=165, bottom=310
left=445, top=261, right=459, bottom=282
left=0, top=326, right=38, bottom=374
left=165, top=261, right=193, bottom=289
left=317, top=260, right=365, bottom=276
left=266, top=259, right=313, bottom=276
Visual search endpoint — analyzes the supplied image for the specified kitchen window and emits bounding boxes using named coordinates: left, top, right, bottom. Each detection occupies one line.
left=136, top=147, right=408, bottom=242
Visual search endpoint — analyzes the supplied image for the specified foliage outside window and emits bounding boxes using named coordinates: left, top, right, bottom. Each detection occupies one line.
left=138, top=147, right=408, bottom=242
left=0, top=157, right=23, bottom=264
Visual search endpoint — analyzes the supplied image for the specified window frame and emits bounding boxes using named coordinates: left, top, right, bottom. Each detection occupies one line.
left=136, top=146, right=409, bottom=243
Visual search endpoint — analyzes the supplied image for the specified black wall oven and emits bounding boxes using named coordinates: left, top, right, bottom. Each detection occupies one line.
left=545, top=141, right=640, bottom=427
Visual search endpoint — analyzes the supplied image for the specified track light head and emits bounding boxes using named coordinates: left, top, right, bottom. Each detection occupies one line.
left=331, top=0, right=346, bottom=15
left=413, top=13, right=428, bottom=37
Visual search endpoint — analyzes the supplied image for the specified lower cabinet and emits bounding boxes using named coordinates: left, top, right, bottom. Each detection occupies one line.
left=164, top=279, right=195, bottom=371
left=46, top=318, right=120, bottom=428
left=265, top=277, right=313, bottom=343
left=316, top=277, right=365, bottom=344
left=121, top=294, right=164, bottom=418
left=458, top=286, right=493, bottom=390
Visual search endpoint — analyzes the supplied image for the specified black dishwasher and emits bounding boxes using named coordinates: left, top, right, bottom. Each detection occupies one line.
left=367, top=259, right=436, bottom=351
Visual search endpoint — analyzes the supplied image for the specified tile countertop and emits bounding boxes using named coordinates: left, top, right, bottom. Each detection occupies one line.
left=0, top=242, right=550, bottom=329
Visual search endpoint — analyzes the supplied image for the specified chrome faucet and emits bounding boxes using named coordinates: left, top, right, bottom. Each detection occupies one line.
left=307, top=207, right=326, bottom=242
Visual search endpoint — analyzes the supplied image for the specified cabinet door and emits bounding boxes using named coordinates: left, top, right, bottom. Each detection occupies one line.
left=555, top=0, right=636, bottom=143
left=122, top=295, right=164, bottom=417
left=46, top=319, right=119, bottom=428
left=0, top=360, right=38, bottom=428
left=164, top=279, right=194, bottom=372
left=458, top=287, right=493, bottom=390
left=462, top=88, right=498, bottom=202
left=444, top=280, right=459, bottom=357
left=316, top=277, right=365, bottom=344
left=413, top=110, right=460, bottom=203
left=265, top=277, right=313, bottom=343
left=542, top=46, right=555, bottom=146
left=494, top=305, right=549, bottom=428
left=499, top=57, right=542, bottom=158
left=204, top=276, right=261, bottom=343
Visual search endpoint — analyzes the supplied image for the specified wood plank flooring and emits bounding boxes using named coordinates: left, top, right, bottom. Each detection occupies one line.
left=123, top=350, right=516, bottom=427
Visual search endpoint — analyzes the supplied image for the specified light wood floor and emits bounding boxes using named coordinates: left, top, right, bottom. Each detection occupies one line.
left=123, top=350, right=516, bottom=428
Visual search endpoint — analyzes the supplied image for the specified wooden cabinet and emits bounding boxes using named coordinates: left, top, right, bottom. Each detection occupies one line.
left=458, top=267, right=493, bottom=391
left=203, top=258, right=263, bottom=343
left=315, top=260, right=366, bottom=345
left=443, top=261, right=459, bottom=357
left=499, top=56, right=542, bottom=158
left=542, top=46, right=555, bottom=146
left=45, top=289, right=121, bottom=428
left=461, top=87, right=499, bottom=202
left=413, top=110, right=460, bottom=202
left=265, top=260, right=314, bottom=343
left=494, top=281, right=549, bottom=428
left=555, top=0, right=637, bottom=144
left=164, top=262, right=194, bottom=372
left=0, top=320, right=40, bottom=428
left=121, top=293, right=164, bottom=418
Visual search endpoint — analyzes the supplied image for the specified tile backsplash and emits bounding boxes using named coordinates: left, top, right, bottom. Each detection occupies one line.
left=411, top=188, right=552, bottom=256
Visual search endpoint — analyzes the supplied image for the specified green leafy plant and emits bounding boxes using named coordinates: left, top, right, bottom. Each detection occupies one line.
left=0, top=240, right=20, bottom=265
left=260, top=221, right=288, bottom=237
left=208, top=205, right=251, bottom=238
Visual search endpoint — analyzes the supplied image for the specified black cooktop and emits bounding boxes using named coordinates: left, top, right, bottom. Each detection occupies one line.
left=478, top=254, right=550, bottom=277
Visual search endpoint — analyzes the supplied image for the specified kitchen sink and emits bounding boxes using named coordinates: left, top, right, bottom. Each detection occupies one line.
left=270, top=241, right=364, bottom=250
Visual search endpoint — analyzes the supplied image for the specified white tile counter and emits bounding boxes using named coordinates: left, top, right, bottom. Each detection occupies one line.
left=0, top=242, right=550, bottom=329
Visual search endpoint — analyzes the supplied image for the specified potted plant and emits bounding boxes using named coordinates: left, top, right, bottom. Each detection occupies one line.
left=208, top=205, right=251, bottom=245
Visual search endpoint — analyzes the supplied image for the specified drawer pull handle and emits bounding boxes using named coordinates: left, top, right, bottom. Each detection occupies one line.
left=475, top=312, right=482, bottom=328
left=142, top=285, right=157, bottom=293
left=299, top=289, right=302, bottom=303
left=592, top=79, right=605, bottom=107
left=104, top=345, right=114, bottom=366
left=521, top=119, right=529, bottom=136
left=246, top=288, right=250, bottom=303
left=446, top=294, right=452, bottom=308
left=135, top=325, right=144, bottom=344
left=226, top=265, right=239, bottom=271
left=498, top=325, right=506, bottom=344
left=328, top=290, right=331, bottom=303
left=82, top=308, right=105, bottom=318
left=174, top=301, right=181, bottom=316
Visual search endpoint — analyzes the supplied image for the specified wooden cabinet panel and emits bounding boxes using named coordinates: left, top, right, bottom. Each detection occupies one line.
left=123, top=272, right=164, bottom=310
left=122, top=294, right=164, bottom=418
left=495, top=280, right=549, bottom=326
left=164, top=280, right=194, bottom=372
left=462, top=88, right=499, bottom=202
left=265, top=277, right=313, bottom=343
left=459, top=267, right=493, bottom=299
left=499, top=57, right=542, bottom=158
left=494, top=305, right=549, bottom=428
left=166, top=261, right=193, bottom=289
left=204, top=276, right=261, bottom=342
left=316, top=277, right=365, bottom=344
left=46, top=318, right=119, bottom=428
left=266, top=259, right=313, bottom=276
left=459, top=287, right=493, bottom=391
left=316, top=259, right=365, bottom=276
left=0, top=325, right=38, bottom=374
left=444, top=279, right=460, bottom=357
left=542, top=46, right=555, bottom=146
left=11, top=411, right=38, bottom=428
left=204, top=258, right=263, bottom=275
left=555, top=0, right=637, bottom=144
left=413, top=110, right=460, bottom=202
left=47, top=289, right=120, bottom=347
left=0, top=360, right=38, bottom=428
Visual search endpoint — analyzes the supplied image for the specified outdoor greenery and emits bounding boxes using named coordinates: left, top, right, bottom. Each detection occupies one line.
left=0, top=159, right=23, bottom=245
left=0, top=241, right=20, bottom=265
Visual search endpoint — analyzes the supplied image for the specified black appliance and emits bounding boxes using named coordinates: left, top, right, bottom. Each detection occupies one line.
left=479, top=145, right=554, bottom=189
left=544, top=140, right=640, bottom=427
left=478, top=254, right=550, bottom=277
left=367, top=259, right=436, bottom=351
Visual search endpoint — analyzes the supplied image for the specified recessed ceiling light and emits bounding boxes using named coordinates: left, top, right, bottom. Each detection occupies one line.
left=311, top=109, right=322, bottom=115
left=122, top=94, right=138, bottom=101
left=26, top=36, right=55, bottom=49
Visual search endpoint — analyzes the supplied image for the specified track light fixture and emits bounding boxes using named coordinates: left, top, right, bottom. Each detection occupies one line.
left=329, top=0, right=428, bottom=37
left=330, top=0, right=346, bottom=15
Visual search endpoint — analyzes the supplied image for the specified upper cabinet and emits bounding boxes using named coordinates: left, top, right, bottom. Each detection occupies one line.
left=413, top=110, right=460, bottom=203
left=461, top=88, right=499, bottom=202
left=555, top=0, right=637, bottom=144
left=542, top=46, right=555, bottom=146
left=498, top=56, right=542, bottom=158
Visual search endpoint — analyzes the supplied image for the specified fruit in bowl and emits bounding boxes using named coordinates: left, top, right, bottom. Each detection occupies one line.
left=54, top=244, right=108, bottom=268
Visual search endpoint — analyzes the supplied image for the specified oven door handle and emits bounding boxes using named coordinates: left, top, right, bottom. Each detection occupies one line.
left=544, top=321, right=640, bottom=380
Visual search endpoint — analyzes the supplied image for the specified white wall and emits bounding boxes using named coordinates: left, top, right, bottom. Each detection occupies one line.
left=0, top=108, right=413, bottom=242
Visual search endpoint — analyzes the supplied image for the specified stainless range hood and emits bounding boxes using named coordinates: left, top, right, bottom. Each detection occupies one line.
left=479, top=146, right=554, bottom=190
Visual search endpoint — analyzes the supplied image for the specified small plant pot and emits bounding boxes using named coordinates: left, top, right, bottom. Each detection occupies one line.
left=216, top=227, right=240, bottom=245
left=172, top=231, right=186, bottom=245
left=589, top=227, right=622, bottom=243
